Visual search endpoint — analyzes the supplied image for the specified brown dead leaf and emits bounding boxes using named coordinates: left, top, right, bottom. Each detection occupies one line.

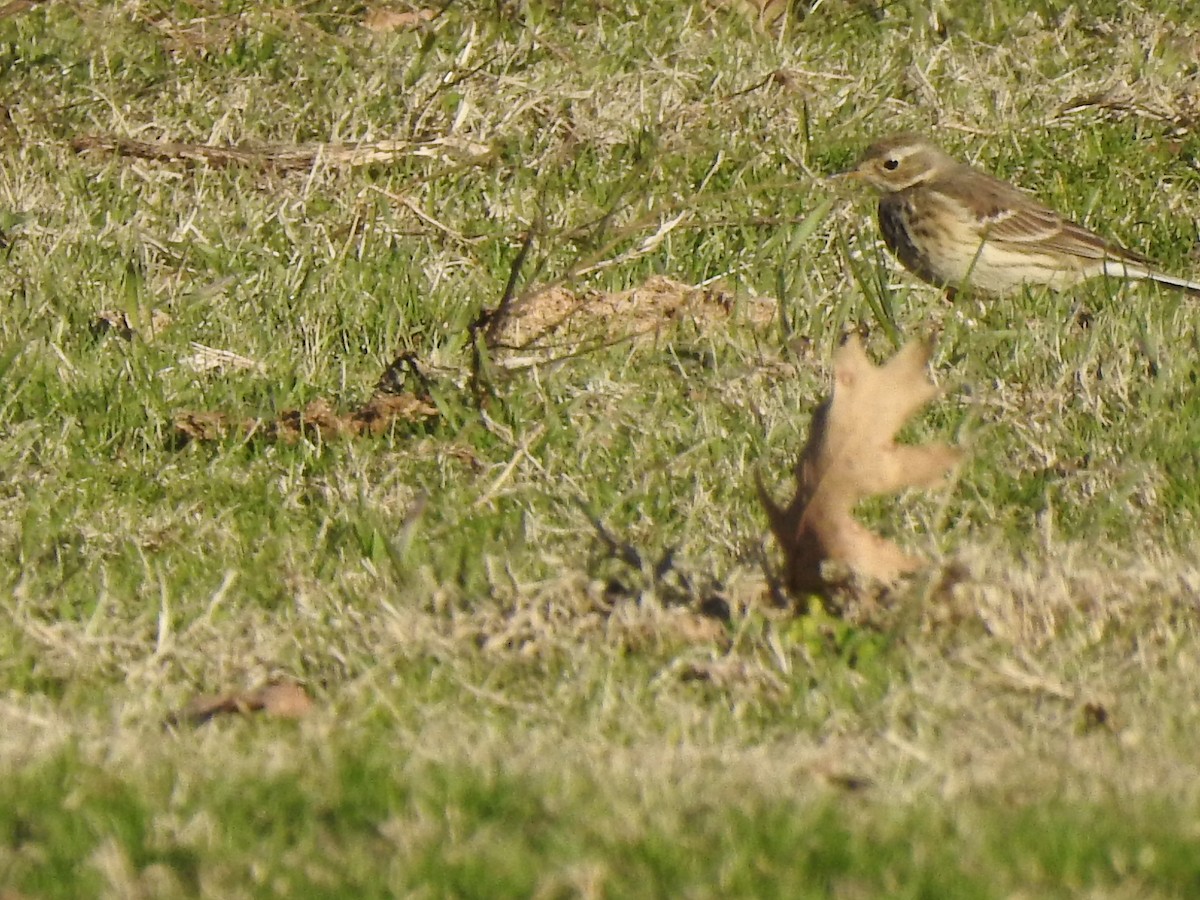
left=715, top=0, right=792, bottom=28
left=177, top=681, right=313, bottom=725
left=157, top=20, right=233, bottom=59
left=759, top=336, right=963, bottom=597
left=491, top=276, right=777, bottom=364
left=364, top=6, right=436, bottom=32
left=0, top=0, right=45, bottom=19
left=350, top=392, right=439, bottom=436
left=270, top=394, right=438, bottom=442
left=272, top=397, right=348, bottom=441
left=172, top=411, right=233, bottom=445
left=171, top=392, right=437, bottom=447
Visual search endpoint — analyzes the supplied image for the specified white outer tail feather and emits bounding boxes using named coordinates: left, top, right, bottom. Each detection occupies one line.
left=1101, top=259, right=1200, bottom=295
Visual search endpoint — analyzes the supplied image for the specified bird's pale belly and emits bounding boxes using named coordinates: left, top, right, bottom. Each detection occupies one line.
left=877, top=195, right=1087, bottom=294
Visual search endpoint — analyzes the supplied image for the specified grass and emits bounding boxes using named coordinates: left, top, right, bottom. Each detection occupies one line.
left=3, top=0, right=1200, bottom=895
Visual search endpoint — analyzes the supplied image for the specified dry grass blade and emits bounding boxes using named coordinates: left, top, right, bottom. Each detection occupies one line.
left=71, top=135, right=491, bottom=170
left=178, top=342, right=265, bottom=374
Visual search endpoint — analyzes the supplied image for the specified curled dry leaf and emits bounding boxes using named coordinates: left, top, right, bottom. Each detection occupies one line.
left=716, top=0, right=791, bottom=29
left=176, top=681, right=313, bottom=725
left=759, top=336, right=963, bottom=597
left=172, top=411, right=231, bottom=445
left=172, top=392, right=437, bottom=447
left=364, top=6, right=437, bottom=32
left=0, top=0, right=47, bottom=20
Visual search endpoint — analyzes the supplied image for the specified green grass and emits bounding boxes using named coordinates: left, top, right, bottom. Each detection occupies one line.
left=3, top=0, right=1200, bottom=895
left=5, top=734, right=1200, bottom=898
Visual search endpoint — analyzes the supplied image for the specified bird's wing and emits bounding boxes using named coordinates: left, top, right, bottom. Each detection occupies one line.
left=936, top=167, right=1150, bottom=266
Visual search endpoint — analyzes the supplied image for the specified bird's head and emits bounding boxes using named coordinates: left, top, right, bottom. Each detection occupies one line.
left=835, top=133, right=956, bottom=192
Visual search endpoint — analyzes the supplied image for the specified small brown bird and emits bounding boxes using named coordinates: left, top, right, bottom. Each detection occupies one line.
left=838, top=132, right=1200, bottom=297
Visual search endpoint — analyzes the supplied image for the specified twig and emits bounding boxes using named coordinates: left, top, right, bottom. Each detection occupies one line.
left=468, top=226, right=538, bottom=402
left=472, top=423, right=545, bottom=510
left=71, top=134, right=491, bottom=170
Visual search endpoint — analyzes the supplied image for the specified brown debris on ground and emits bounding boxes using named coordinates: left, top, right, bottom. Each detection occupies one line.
left=91, top=308, right=173, bottom=342
left=712, top=0, right=793, bottom=30
left=174, top=681, right=313, bottom=726
left=490, top=275, right=777, bottom=364
left=71, top=134, right=490, bottom=170
left=363, top=6, right=437, bottom=32
left=759, top=336, right=963, bottom=598
left=178, top=342, right=266, bottom=375
left=173, top=392, right=437, bottom=447
left=0, top=0, right=48, bottom=20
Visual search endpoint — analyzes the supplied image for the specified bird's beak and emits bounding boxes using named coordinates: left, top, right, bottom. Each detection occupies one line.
left=828, top=165, right=863, bottom=182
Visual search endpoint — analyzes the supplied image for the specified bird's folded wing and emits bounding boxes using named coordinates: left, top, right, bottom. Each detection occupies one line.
left=936, top=172, right=1150, bottom=265
left=989, top=210, right=1148, bottom=264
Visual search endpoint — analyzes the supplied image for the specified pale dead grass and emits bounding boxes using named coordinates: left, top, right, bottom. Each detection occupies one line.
left=6, top=541, right=1200, bottom=806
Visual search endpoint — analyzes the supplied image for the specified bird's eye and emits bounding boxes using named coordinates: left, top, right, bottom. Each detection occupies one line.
left=883, top=158, right=900, bottom=171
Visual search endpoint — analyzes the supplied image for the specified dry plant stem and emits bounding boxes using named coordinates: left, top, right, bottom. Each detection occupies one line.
left=70, top=134, right=490, bottom=170
left=483, top=228, right=539, bottom=349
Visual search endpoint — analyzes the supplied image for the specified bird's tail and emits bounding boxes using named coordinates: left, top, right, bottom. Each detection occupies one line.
left=1102, top=259, right=1200, bottom=296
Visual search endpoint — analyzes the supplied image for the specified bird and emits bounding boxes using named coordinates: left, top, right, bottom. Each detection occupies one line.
left=836, top=132, right=1200, bottom=297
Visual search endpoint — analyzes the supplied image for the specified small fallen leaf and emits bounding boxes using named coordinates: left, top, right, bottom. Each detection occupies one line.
left=172, top=410, right=233, bottom=445
left=364, top=6, right=436, bottom=32
left=176, top=681, right=313, bottom=725
left=350, top=392, right=439, bottom=436
left=759, top=336, right=963, bottom=597
left=721, top=0, right=791, bottom=28
left=255, top=682, right=314, bottom=718
left=273, top=397, right=347, bottom=440
left=0, top=0, right=44, bottom=19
